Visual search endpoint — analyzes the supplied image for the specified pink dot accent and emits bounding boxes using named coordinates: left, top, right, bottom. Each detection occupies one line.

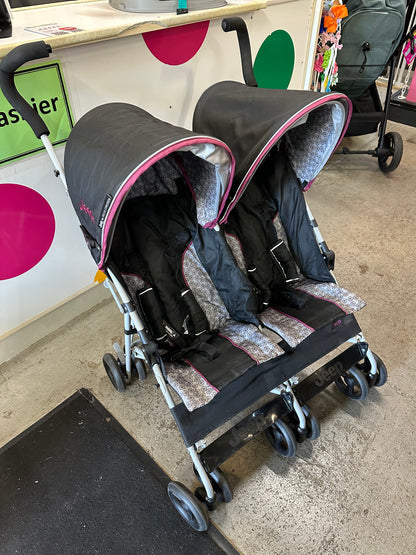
left=0, top=184, right=55, bottom=280
left=143, top=21, right=210, bottom=66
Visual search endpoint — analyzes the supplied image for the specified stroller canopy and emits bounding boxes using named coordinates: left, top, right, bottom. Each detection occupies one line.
left=193, top=81, right=352, bottom=223
left=64, top=103, right=234, bottom=268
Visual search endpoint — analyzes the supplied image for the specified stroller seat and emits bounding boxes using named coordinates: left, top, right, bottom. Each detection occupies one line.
left=109, top=152, right=284, bottom=412
left=224, top=141, right=365, bottom=349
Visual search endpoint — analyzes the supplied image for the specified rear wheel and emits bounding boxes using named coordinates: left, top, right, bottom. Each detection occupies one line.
left=103, top=353, right=126, bottom=392
left=378, top=131, right=403, bottom=173
left=167, top=482, right=209, bottom=532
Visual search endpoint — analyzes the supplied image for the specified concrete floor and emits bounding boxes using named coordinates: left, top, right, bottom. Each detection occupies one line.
left=1, top=120, right=416, bottom=554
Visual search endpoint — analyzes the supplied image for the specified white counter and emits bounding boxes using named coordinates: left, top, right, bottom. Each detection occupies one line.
left=1, top=0, right=270, bottom=57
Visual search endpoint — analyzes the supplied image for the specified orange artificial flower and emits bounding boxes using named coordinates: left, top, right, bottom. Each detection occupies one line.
left=324, top=4, right=348, bottom=33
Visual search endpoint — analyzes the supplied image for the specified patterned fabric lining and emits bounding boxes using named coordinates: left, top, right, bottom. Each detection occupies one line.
left=182, top=243, right=230, bottom=330
left=261, top=307, right=314, bottom=348
left=285, top=102, right=345, bottom=184
left=179, top=151, right=222, bottom=227
left=224, top=226, right=365, bottom=349
left=219, top=321, right=284, bottom=364
left=295, top=280, right=366, bottom=314
left=225, top=233, right=247, bottom=273
left=127, top=156, right=181, bottom=198
left=122, top=273, right=146, bottom=302
left=163, top=242, right=285, bottom=411
left=126, top=152, right=222, bottom=227
left=164, top=360, right=218, bottom=412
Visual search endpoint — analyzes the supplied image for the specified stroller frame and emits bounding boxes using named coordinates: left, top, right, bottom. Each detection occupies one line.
left=0, top=36, right=386, bottom=532
left=334, top=0, right=416, bottom=172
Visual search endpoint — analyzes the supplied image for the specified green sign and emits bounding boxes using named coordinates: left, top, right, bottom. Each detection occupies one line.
left=0, top=61, right=73, bottom=165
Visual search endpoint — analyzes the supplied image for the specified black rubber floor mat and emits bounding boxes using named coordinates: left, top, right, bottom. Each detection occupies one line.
left=0, top=389, right=237, bottom=554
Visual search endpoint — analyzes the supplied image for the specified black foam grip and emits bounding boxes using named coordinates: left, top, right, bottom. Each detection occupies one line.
left=222, top=17, right=258, bottom=87
left=0, top=41, right=52, bottom=138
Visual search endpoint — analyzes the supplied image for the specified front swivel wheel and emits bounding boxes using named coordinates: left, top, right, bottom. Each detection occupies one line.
left=167, top=482, right=209, bottom=532
left=335, top=366, right=369, bottom=401
left=103, top=353, right=126, bottom=392
left=356, top=352, right=388, bottom=387
left=265, top=419, right=297, bottom=458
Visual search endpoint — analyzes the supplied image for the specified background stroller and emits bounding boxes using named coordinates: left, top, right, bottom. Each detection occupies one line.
left=333, top=0, right=411, bottom=172
left=0, top=33, right=388, bottom=532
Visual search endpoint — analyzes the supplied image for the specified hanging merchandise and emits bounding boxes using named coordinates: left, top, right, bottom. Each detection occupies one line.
left=398, top=26, right=416, bottom=102
left=312, top=1, right=348, bottom=92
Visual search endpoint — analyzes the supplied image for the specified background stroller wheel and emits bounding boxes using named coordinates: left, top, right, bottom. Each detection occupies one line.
left=265, top=420, right=297, bottom=458
left=378, top=131, right=403, bottom=173
left=102, top=353, right=126, bottom=392
left=167, top=482, right=209, bottom=532
left=355, top=352, right=388, bottom=388
left=335, top=367, right=369, bottom=401
left=301, top=405, right=320, bottom=441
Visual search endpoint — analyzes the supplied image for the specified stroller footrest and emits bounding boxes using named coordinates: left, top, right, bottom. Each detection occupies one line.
left=198, top=341, right=367, bottom=473
left=199, top=395, right=291, bottom=474
left=293, top=342, right=368, bottom=405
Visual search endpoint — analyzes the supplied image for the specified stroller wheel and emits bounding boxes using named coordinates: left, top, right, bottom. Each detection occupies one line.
left=134, top=359, right=147, bottom=381
left=355, top=352, right=388, bottom=388
left=167, top=482, right=209, bottom=532
left=284, top=405, right=321, bottom=442
left=208, top=467, right=233, bottom=503
left=301, top=405, right=321, bottom=441
left=335, top=367, right=369, bottom=401
left=194, top=465, right=233, bottom=504
left=378, top=131, right=403, bottom=173
left=102, top=353, right=126, bottom=392
left=265, top=419, right=297, bottom=458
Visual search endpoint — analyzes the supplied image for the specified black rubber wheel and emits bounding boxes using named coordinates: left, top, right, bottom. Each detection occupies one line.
left=265, top=419, right=297, bottom=458
left=208, top=468, right=233, bottom=503
left=378, top=131, right=403, bottom=173
left=103, top=353, right=126, bottom=392
left=134, top=359, right=147, bottom=381
left=356, top=352, right=388, bottom=388
left=167, top=482, right=209, bottom=532
left=335, top=366, right=369, bottom=401
left=284, top=405, right=320, bottom=442
left=193, top=465, right=233, bottom=504
left=301, top=405, right=321, bottom=440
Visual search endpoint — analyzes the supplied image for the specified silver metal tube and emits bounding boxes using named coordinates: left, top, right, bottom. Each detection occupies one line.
left=104, top=278, right=124, bottom=314
left=305, top=200, right=338, bottom=284
left=187, top=446, right=215, bottom=500
left=124, top=312, right=132, bottom=382
left=285, top=383, right=307, bottom=430
left=106, top=268, right=146, bottom=334
left=40, top=134, right=67, bottom=193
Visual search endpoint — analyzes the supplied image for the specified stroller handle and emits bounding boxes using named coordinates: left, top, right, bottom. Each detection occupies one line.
left=0, top=41, right=52, bottom=139
left=222, top=17, right=258, bottom=88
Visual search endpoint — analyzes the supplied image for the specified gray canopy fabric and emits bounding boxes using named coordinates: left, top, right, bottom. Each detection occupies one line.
left=192, top=81, right=352, bottom=223
left=64, top=102, right=234, bottom=268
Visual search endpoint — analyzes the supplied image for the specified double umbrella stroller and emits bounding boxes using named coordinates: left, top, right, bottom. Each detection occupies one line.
left=0, top=20, right=388, bottom=532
